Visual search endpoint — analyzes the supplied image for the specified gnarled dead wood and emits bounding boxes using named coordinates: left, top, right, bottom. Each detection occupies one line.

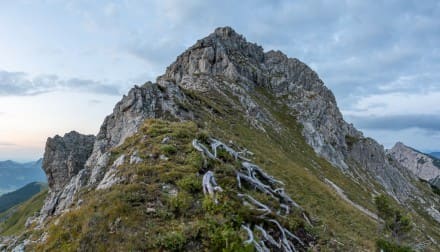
left=193, top=137, right=310, bottom=251
left=237, top=193, right=271, bottom=215
left=202, top=171, right=223, bottom=204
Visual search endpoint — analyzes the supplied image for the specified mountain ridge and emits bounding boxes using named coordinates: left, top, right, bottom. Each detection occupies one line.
left=0, top=159, right=45, bottom=195
left=429, top=152, right=440, bottom=159
left=0, top=182, right=47, bottom=213
left=388, top=142, right=440, bottom=194
left=160, top=27, right=419, bottom=203
left=3, top=26, right=439, bottom=251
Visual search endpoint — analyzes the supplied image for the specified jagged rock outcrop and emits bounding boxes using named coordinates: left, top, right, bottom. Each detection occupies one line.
left=161, top=27, right=357, bottom=170
left=38, top=82, right=194, bottom=218
left=38, top=131, right=94, bottom=219
left=86, top=82, right=192, bottom=185
left=348, top=138, right=418, bottom=201
left=388, top=142, right=440, bottom=196
left=389, top=142, right=440, bottom=182
left=42, top=131, right=95, bottom=191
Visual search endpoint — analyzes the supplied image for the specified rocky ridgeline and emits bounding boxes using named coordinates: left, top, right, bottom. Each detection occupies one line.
left=389, top=142, right=440, bottom=188
left=160, top=27, right=416, bottom=202
left=36, top=27, right=438, bottom=227
left=85, top=82, right=193, bottom=185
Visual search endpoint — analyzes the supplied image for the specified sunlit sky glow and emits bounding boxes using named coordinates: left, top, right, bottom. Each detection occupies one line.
left=1, top=0, right=439, bottom=161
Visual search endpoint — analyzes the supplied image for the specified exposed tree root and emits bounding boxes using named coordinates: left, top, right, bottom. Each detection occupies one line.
left=193, top=137, right=312, bottom=251
left=202, top=171, right=223, bottom=204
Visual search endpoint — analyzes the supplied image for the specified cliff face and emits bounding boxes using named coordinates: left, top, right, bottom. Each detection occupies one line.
left=23, top=27, right=439, bottom=250
left=389, top=142, right=440, bottom=187
left=40, top=131, right=95, bottom=218
left=38, top=82, right=194, bottom=217
left=42, top=131, right=95, bottom=191
left=85, top=82, right=193, bottom=185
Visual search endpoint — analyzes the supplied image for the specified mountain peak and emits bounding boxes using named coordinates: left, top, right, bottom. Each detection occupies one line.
left=161, top=26, right=266, bottom=85
left=212, top=26, right=242, bottom=40
left=392, top=141, right=407, bottom=149
left=389, top=142, right=440, bottom=182
left=15, top=27, right=440, bottom=251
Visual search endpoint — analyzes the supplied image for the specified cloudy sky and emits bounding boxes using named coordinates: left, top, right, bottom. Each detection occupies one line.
left=0, top=0, right=439, bottom=161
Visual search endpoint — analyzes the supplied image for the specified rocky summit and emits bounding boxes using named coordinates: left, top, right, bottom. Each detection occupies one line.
left=2, top=27, right=439, bottom=251
left=389, top=142, right=440, bottom=190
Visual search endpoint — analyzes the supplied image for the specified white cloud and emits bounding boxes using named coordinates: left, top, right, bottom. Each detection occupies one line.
left=1, top=0, right=440, bottom=158
left=0, top=70, right=122, bottom=96
left=344, top=91, right=440, bottom=117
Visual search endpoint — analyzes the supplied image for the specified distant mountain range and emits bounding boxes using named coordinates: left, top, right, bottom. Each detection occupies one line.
left=0, top=182, right=47, bottom=213
left=0, top=182, right=48, bottom=237
left=0, top=159, right=46, bottom=195
left=429, top=152, right=440, bottom=159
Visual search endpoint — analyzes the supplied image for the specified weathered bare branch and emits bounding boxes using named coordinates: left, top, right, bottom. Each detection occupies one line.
left=279, top=203, right=290, bottom=215
left=238, top=193, right=271, bottom=215
left=242, top=224, right=254, bottom=244
left=302, top=212, right=313, bottom=227
left=192, top=139, right=216, bottom=160
left=202, top=171, right=223, bottom=204
left=255, top=225, right=281, bottom=249
left=284, top=228, right=305, bottom=247
left=242, top=162, right=285, bottom=186
left=193, top=138, right=309, bottom=251
left=274, top=188, right=302, bottom=210
left=236, top=172, right=242, bottom=189
left=236, top=171, right=277, bottom=200
left=241, top=225, right=269, bottom=252
left=210, top=138, right=239, bottom=160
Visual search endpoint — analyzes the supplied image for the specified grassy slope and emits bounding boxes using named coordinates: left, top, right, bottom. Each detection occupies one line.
left=0, top=189, right=48, bottom=236
left=181, top=85, right=439, bottom=249
left=31, top=120, right=311, bottom=251
left=29, top=88, right=380, bottom=251
left=24, top=84, right=439, bottom=250
left=188, top=87, right=379, bottom=249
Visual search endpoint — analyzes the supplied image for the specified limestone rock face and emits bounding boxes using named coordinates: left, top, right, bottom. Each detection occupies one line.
left=86, top=82, right=193, bottom=185
left=431, top=176, right=440, bottom=190
left=348, top=138, right=417, bottom=200
left=161, top=26, right=417, bottom=201
left=389, top=142, right=440, bottom=182
left=162, top=27, right=355, bottom=169
left=42, top=131, right=95, bottom=191
left=38, top=131, right=94, bottom=221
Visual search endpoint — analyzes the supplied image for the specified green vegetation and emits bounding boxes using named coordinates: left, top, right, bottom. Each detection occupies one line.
left=31, top=120, right=309, bottom=251
left=345, top=134, right=359, bottom=148
left=376, top=239, right=412, bottom=252
left=19, top=85, right=440, bottom=250
left=0, top=182, right=47, bottom=213
left=431, top=185, right=440, bottom=195
left=168, top=87, right=383, bottom=250
left=374, top=194, right=413, bottom=251
left=0, top=189, right=48, bottom=236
